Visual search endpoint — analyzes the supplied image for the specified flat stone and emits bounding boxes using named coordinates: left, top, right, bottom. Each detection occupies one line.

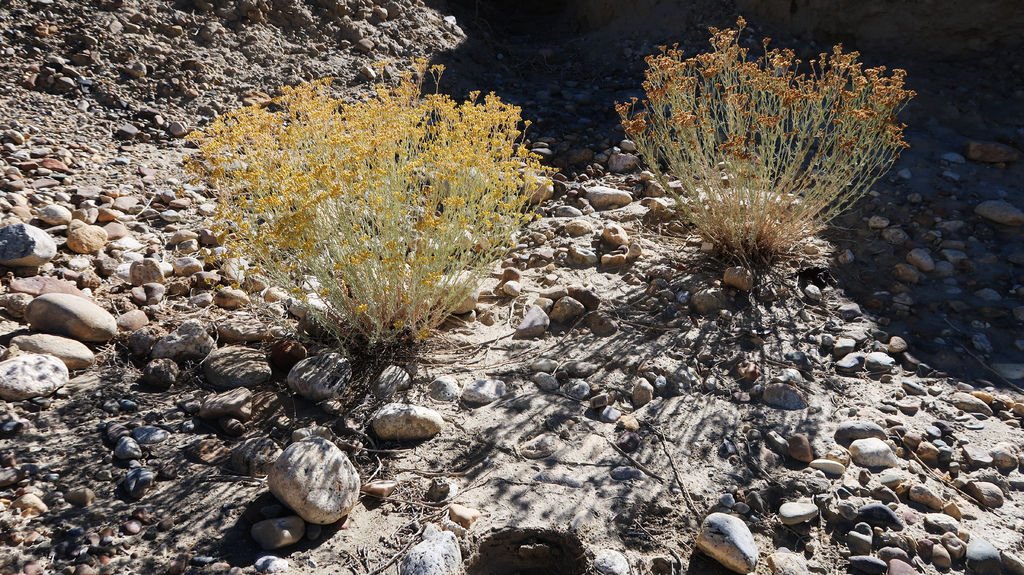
left=864, top=351, right=896, bottom=372
left=762, top=383, right=807, bottom=410
left=949, top=392, right=992, bottom=416
left=199, top=388, right=253, bottom=420
left=585, top=186, right=633, bottom=210
left=975, top=200, right=1024, bottom=226
left=8, top=276, right=84, bottom=297
left=461, top=378, right=507, bottom=406
left=202, top=346, right=272, bottom=389
left=779, top=501, right=818, bottom=525
left=835, top=421, right=887, bottom=445
left=923, top=513, right=959, bottom=534
left=847, top=555, right=886, bottom=574
left=26, top=293, right=117, bottom=342
left=696, top=513, right=759, bottom=573
left=131, top=426, right=169, bottom=445
left=251, top=516, right=305, bottom=550
left=961, top=444, right=994, bottom=469
left=10, top=333, right=95, bottom=369
left=856, top=503, right=903, bottom=530
left=809, top=459, right=846, bottom=476
left=371, top=403, right=444, bottom=441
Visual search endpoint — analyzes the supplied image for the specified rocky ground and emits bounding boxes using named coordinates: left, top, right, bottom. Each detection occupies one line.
left=1, top=1, right=1023, bottom=575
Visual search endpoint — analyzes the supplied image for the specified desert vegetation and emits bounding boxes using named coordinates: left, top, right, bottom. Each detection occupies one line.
left=191, top=64, right=544, bottom=350
left=618, top=19, right=915, bottom=263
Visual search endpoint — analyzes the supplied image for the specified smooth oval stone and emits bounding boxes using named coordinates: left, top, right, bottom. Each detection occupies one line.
left=696, top=512, right=759, bottom=573
left=779, top=501, right=819, bottom=525
left=26, top=293, right=117, bottom=342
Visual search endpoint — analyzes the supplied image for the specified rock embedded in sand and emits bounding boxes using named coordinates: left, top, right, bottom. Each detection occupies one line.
left=400, top=524, right=461, bottom=575
left=462, top=378, right=507, bottom=406
left=723, top=266, right=754, bottom=291
left=848, top=438, right=898, bottom=468
left=762, top=383, right=807, bottom=410
left=779, top=501, right=818, bottom=525
left=251, top=516, right=305, bottom=550
left=371, top=403, right=444, bottom=441
left=696, top=512, right=759, bottom=573
left=966, top=538, right=1002, bottom=575
left=834, top=421, right=887, bottom=445
left=268, top=437, right=361, bottom=525
left=966, top=140, right=1020, bottom=163
left=427, top=376, right=461, bottom=402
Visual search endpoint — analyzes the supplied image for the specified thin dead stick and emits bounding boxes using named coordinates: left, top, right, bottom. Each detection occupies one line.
left=647, top=423, right=700, bottom=516
left=608, top=437, right=665, bottom=482
left=365, top=524, right=425, bottom=575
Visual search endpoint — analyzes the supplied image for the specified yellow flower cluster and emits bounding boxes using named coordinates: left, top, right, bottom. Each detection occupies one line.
left=189, top=62, right=543, bottom=348
left=617, top=18, right=915, bottom=263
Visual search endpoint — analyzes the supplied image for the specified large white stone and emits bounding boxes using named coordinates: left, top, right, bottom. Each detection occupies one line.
left=268, top=437, right=361, bottom=525
left=0, top=353, right=69, bottom=400
left=371, top=403, right=444, bottom=441
left=849, top=438, right=898, bottom=468
left=399, top=524, right=461, bottom=575
left=696, top=513, right=759, bottom=573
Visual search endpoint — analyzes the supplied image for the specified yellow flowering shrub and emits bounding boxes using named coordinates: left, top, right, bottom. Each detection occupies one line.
left=190, top=65, right=542, bottom=348
left=618, top=19, right=915, bottom=263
